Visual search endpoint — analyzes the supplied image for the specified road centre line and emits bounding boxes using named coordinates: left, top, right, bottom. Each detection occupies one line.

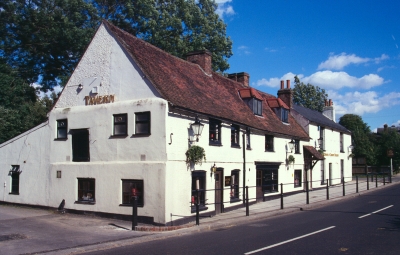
left=244, top=226, right=336, bottom=255
left=358, top=205, right=394, bottom=219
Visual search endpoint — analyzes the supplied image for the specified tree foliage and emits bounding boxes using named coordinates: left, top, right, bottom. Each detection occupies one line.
left=293, top=75, right=328, bottom=112
left=1, top=0, right=233, bottom=91
left=339, top=114, right=376, bottom=165
left=373, top=128, right=400, bottom=171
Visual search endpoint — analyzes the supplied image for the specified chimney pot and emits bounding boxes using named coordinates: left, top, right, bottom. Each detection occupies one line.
left=329, top=99, right=332, bottom=106
left=286, top=80, right=291, bottom=89
left=228, top=72, right=250, bottom=87
left=280, top=80, right=284, bottom=89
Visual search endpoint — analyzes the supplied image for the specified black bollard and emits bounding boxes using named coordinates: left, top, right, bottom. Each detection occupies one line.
left=356, top=176, right=358, bottom=193
left=280, top=183, right=283, bottom=209
left=326, top=180, right=329, bottom=200
left=196, top=189, right=200, bottom=225
left=132, top=196, right=138, bottom=230
left=246, top=186, right=249, bottom=216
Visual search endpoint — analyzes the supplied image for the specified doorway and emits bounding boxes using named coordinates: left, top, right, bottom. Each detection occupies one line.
left=214, top=169, right=223, bottom=214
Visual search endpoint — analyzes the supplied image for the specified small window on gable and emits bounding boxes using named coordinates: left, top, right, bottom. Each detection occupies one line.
left=9, top=165, right=21, bottom=195
left=135, top=112, right=151, bottom=135
left=57, top=119, right=68, bottom=139
left=113, top=114, right=127, bottom=136
left=252, top=98, right=263, bottom=116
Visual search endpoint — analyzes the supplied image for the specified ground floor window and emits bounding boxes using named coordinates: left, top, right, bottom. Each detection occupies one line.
left=78, top=178, right=95, bottom=202
left=230, top=170, right=240, bottom=200
left=191, top=171, right=206, bottom=209
left=257, top=167, right=279, bottom=193
left=294, top=170, right=302, bottom=187
left=122, top=180, right=144, bottom=207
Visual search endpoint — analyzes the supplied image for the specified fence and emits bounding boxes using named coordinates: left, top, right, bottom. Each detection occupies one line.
left=191, top=173, right=392, bottom=225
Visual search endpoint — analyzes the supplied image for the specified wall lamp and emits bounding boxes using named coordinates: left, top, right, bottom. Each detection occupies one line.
left=287, top=139, right=295, bottom=153
left=190, top=115, right=204, bottom=142
left=211, top=163, right=217, bottom=173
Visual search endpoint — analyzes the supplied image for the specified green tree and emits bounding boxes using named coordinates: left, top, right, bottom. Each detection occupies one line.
left=0, top=60, right=49, bottom=143
left=293, top=75, right=328, bottom=112
left=339, top=114, right=376, bottom=165
left=0, top=0, right=99, bottom=91
left=374, top=127, right=400, bottom=172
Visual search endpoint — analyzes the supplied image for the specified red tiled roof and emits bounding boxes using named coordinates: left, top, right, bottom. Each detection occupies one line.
left=238, top=88, right=263, bottom=100
left=104, top=21, right=309, bottom=140
left=303, top=145, right=325, bottom=160
left=266, top=98, right=289, bottom=109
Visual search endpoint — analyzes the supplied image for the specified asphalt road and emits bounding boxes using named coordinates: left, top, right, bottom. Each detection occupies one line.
left=83, top=183, right=400, bottom=255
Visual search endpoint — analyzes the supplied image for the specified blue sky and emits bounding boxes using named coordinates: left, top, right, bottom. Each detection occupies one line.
left=216, top=0, right=400, bottom=132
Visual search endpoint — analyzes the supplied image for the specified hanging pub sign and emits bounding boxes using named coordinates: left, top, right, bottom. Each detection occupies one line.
left=387, top=149, right=394, bottom=158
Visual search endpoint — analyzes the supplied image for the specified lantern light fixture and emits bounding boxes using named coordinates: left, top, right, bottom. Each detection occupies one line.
left=190, top=115, right=204, bottom=142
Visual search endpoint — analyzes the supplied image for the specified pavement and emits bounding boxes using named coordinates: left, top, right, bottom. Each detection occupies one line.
left=0, top=174, right=398, bottom=255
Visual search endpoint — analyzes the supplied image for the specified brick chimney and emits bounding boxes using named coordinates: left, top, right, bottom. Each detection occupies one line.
left=277, top=80, right=292, bottom=108
left=186, top=50, right=212, bottom=75
left=228, top=72, right=250, bottom=87
left=323, top=99, right=336, bottom=122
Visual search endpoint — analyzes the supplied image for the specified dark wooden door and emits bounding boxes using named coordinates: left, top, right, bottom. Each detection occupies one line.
left=256, top=170, right=263, bottom=201
left=215, top=171, right=222, bottom=214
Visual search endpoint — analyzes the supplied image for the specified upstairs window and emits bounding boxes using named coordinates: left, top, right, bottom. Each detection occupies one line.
left=135, top=112, right=151, bottom=135
left=113, top=114, right=127, bottom=136
left=252, top=98, right=263, bottom=116
left=319, top=126, right=325, bottom=150
left=209, top=118, right=221, bottom=145
left=231, top=124, right=240, bottom=147
left=246, top=128, right=251, bottom=149
left=72, top=129, right=90, bottom=162
left=265, top=135, right=274, bottom=152
left=340, top=133, right=344, bottom=152
left=57, top=119, right=68, bottom=139
left=294, top=139, right=300, bottom=154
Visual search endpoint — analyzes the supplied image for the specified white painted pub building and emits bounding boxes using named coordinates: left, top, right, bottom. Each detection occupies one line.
left=0, top=21, right=352, bottom=225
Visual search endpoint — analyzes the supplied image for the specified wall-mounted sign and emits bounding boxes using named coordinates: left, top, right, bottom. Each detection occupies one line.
left=84, top=95, right=115, bottom=105
left=322, top=152, right=339, bottom=157
left=224, top=176, right=231, bottom=187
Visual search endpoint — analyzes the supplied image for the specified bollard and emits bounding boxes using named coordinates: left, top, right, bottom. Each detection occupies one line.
left=246, top=186, right=249, bottom=216
left=356, top=176, right=359, bottom=193
left=326, top=180, right=329, bottom=200
left=132, top=196, right=138, bottom=230
left=196, top=189, right=200, bottom=225
left=375, top=174, right=378, bottom=188
left=306, top=181, right=309, bottom=204
left=384, top=175, right=386, bottom=186
left=342, top=177, right=345, bottom=196
left=280, top=183, right=283, bottom=209
left=367, top=174, right=369, bottom=190
left=390, top=173, right=392, bottom=183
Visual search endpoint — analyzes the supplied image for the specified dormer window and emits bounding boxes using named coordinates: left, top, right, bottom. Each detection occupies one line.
left=238, top=88, right=263, bottom=116
left=266, top=98, right=290, bottom=123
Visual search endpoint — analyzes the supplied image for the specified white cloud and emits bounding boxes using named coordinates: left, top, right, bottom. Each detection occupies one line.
left=237, top=45, right=251, bottom=55
left=328, top=90, right=400, bottom=116
left=215, top=0, right=235, bottom=18
left=317, top=53, right=389, bottom=70
left=255, top=72, right=297, bottom=87
left=32, top=83, right=63, bottom=98
left=302, top=71, right=385, bottom=90
left=264, top=47, right=277, bottom=53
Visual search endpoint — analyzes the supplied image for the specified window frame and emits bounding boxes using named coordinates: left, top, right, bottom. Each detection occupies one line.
left=113, top=113, right=128, bottom=136
left=231, top=124, right=240, bottom=147
left=252, top=98, right=263, bottom=116
left=281, top=108, right=289, bottom=123
left=9, top=165, right=20, bottom=195
left=209, top=118, right=222, bottom=145
left=319, top=127, right=325, bottom=150
left=294, top=169, right=302, bottom=188
left=294, top=139, right=300, bottom=154
left=77, top=178, right=95, bottom=203
left=56, top=119, right=68, bottom=140
left=246, top=128, right=251, bottom=149
left=121, top=179, right=144, bottom=207
left=191, top=171, right=207, bottom=212
left=230, top=170, right=240, bottom=201
left=135, top=111, right=151, bottom=135
left=265, top=135, right=274, bottom=152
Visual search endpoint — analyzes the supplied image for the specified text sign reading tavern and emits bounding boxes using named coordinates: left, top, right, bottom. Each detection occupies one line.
left=85, top=95, right=115, bottom=106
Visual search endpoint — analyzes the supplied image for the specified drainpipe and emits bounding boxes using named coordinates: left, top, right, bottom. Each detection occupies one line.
left=242, top=132, right=246, bottom=205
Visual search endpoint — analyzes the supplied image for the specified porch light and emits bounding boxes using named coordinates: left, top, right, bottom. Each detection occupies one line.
left=288, top=139, right=295, bottom=153
left=348, top=145, right=354, bottom=153
left=191, top=115, right=204, bottom=142
left=211, top=163, right=217, bottom=173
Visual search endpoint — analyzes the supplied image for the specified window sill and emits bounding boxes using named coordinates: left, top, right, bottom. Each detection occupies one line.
left=340, top=150, right=345, bottom=153
left=230, top=198, right=241, bottom=203
left=231, top=144, right=241, bottom=149
left=131, top=133, right=151, bottom=138
left=75, top=201, right=96, bottom=205
left=295, top=152, right=301, bottom=155
left=54, top=138, right=68, bottom=141
left=191, top=205, right=208, bottom=213
left=246, top=147, right=252, bottom=150
left=9, top=192, right=19, bottom=195
left=119, top=204, right=144, bottom=208
left=209, top=142, right=222, bottom=147
left=265, top=150, right=275, bottom=153
left=110, top=134, right=128, bottom=138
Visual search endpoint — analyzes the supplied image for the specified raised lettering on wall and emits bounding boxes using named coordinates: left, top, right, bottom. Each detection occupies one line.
left=84, top=95, right=115, bottom=105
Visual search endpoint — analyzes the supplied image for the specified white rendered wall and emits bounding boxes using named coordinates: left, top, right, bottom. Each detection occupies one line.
left=0, top=123, right=51, bottom=205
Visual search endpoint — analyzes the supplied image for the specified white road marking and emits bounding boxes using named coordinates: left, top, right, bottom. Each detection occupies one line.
left=358, top=205, right=393, bottom=219
left=244, top=226, right=336, bottom=255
